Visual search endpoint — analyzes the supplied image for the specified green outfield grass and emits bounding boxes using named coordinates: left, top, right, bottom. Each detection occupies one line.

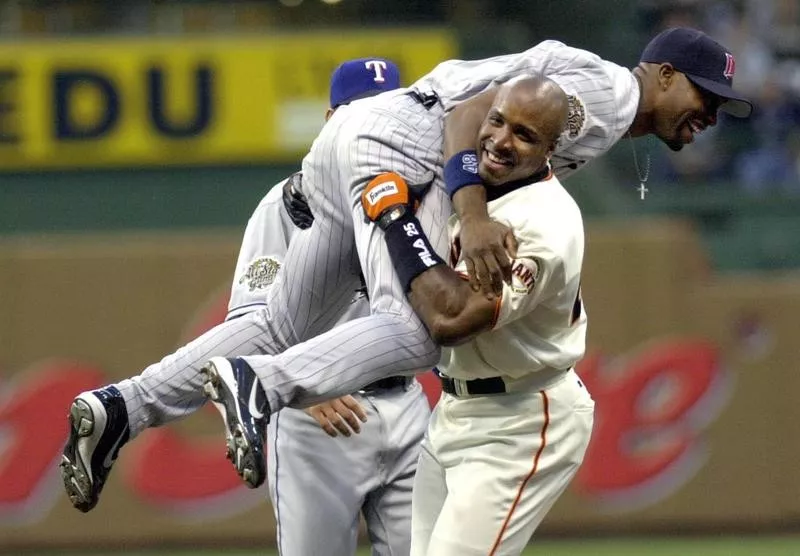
left=33, top=535, right=800, bottom=556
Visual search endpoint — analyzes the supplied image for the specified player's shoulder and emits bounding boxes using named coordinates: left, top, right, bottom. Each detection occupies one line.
left=493, top=172, right=578, bottom=215
left=529, top=38, right=628, bottom=91
left=492, top=174, right=583, bottom=249
left=550, top=61, right=638, bottom=152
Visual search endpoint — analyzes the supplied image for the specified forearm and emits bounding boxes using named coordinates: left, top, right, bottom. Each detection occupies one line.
left=378, top=209, right=497, bottom=346
left=443, top=88, right=497, bottom=158
left=408, top=269, right=496, bottom=346
left=452, top=184, right=489, bottom=223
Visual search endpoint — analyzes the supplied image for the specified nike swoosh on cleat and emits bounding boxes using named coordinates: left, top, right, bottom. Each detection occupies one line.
left=103, top=423, right=130, bottom=469
left=248, top=379, right=264, bottom=420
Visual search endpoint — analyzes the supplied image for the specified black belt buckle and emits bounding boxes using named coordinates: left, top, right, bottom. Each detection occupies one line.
left=438, top=372, right=507, bottom=397
left=408, top=89, right=440, bottom=110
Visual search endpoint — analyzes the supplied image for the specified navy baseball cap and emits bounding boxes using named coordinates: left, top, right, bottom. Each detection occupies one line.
left=329, top=58, right=401, bottom=108
left=640, top=27, right=753, bottom=118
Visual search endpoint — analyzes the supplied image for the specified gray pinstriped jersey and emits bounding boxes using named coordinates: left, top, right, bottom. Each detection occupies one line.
left=412, top=39, right=641, bottom=179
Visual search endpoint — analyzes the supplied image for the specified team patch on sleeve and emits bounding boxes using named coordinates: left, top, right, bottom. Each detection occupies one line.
left=510, top=257, right=539, bottom=294
left=565, top=95, right=586, bottom=139
left=238, top=256, right=281, bottom=292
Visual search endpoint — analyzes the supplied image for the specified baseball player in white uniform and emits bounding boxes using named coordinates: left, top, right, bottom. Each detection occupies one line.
left=60, top=62, right=431, bottom=556
left=358, top=76, right=592, bottom=556
left=201, top=28, right=752, bottom=490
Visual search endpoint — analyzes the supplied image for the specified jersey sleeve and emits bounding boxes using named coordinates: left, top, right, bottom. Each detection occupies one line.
left=226, top=182, right=294, bottom=320
left=419, top=40, right=586, bottom=109
left=546, top=56, right=638, bottom=179
left=478, top=40, right=586, bottom=89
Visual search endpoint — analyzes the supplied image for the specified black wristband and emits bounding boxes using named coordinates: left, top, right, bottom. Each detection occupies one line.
left=383, top=212, right=446, bottom=293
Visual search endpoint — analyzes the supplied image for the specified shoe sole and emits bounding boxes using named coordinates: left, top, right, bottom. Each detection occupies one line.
left=59, top=397, right=102, bottom=513
left=202, top=359, right=265, bottom=488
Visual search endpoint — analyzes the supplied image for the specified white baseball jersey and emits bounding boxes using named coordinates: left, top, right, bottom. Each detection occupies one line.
left=410, top=171, right=594, bottom=556
left=439, top=168, right=586, bottom=381
left=413, top=39, right=640, bottom=180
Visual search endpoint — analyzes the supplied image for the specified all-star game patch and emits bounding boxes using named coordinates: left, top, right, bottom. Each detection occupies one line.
left=239, top=257, right=281, bottom=292
left=565, top=94, right=586, bottom=139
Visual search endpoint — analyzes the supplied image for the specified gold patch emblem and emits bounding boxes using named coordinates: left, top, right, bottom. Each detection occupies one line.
left=566, top=95, right=586, bottom=139
left=239, top=257, right=281, bottom=292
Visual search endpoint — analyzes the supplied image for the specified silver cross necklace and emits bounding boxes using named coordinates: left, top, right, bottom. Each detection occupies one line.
left=628, top=132, right=650, bottom=200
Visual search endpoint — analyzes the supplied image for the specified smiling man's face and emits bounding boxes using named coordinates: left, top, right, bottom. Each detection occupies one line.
left=476, top=81, right=565, bottom=186
left=651, top=64, right=723, bottom=151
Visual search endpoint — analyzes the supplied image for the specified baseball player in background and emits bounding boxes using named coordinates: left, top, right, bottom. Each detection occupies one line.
left=200, top=28, right=753, bottom=490
left=60, top=62, right=431, bottom=556
left=360, top=76, right=591, bottom=556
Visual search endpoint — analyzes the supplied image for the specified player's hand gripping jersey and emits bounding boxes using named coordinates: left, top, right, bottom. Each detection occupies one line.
left=438, top=168, right=586, bottom=381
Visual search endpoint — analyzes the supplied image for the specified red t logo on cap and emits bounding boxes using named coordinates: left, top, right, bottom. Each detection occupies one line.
left=723, top=53, right=736, bottom=79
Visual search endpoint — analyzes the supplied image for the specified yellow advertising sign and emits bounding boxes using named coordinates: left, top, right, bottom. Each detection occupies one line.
left=0, top=31, right=456, bottom=170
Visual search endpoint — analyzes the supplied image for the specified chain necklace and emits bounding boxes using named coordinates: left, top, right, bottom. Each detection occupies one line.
left=628, top=132, right=650, bottom=200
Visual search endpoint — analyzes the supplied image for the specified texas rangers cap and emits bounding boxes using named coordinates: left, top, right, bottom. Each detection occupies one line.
left=329, top=58, right=401, bottom=108
left=640, top=27, right=753, bottom=118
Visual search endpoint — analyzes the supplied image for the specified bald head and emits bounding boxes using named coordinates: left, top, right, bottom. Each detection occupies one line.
left=477, top=76, right=569, bottom=185
left=499, top=76, right=569, bottom=142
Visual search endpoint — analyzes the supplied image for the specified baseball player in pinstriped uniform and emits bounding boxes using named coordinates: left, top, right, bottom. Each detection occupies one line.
left=201, top=28, right=752, bottom=491
left=233, top=60, right=430, bottom=556
left=60, top=62, right=432, bottom=553
left=358, top=76, right=592, bottom=555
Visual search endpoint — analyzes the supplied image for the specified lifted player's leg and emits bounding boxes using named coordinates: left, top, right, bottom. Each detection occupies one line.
left=61, top=258, right=358, bottom=510
left=203, top=93, right=451, bottom=487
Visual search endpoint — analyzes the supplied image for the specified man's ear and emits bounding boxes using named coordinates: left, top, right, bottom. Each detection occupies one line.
left=325, top=107, right=335, bottom=122
left=658, top=63, right=676, bottom=90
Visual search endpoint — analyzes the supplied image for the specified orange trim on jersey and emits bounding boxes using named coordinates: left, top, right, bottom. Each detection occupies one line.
left=488, top=390, right=550, bottom=556
left=490, top=296, right=502, bottom=329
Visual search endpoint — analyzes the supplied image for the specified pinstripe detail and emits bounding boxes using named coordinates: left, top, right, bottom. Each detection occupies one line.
left=273, top=410, right=285, bottom=556
left=225, top=301, right=267, bottom=320
left=488, top=390, right=550, bottom=555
